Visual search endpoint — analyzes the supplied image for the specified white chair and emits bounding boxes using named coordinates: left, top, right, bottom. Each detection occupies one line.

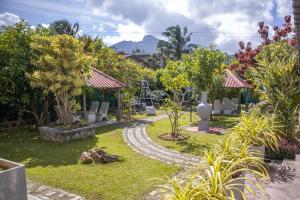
left=96, top=102, right=109, bottom=122
left=222, top=98, right=234, bottom=115
left=213, top=99, right=221, bottom=114
left=87, top=101, right=99, bottom=123
left=231, top=98, right=239, bottom=113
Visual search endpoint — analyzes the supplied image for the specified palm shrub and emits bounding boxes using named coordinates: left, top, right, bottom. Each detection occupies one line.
left=230, top=108, right=280, bottom=151
left=251, top=41, right=300, bottom=139
left=165, top=152, right=267, bottom=200
left=164, top=108, right=283, bottom=199
left=165, top=138, right=268, bottom=200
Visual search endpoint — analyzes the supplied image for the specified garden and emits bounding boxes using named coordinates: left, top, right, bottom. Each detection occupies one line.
left=0, top=14, right=300, bottom=200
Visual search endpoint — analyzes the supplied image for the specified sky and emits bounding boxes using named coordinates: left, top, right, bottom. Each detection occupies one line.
left=0, top=0, right=294, bottom=54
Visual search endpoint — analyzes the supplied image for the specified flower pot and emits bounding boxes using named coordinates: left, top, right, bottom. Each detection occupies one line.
left=250, top=145, right=265, bottom=159
left=0, top=158, right=28, bottom=200
left=227, top=172, right=245, bottom=200
left=197, top=92, right=211, bottom=131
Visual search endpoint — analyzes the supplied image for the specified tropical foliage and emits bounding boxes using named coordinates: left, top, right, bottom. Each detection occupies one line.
left=0, top=20, right=153, bottom=124
left=184, top=45, right=226, bottom=95
left=0, top=21, right=52, bottom=124
left=231, top=15, right=296, bottom=76
left=157, top=25, right=192, bottom=60
left=49, top=19, right=80, bottom=36
left=28, top=34, right=90, bottom=125
left=231, top=108, right=280, bottom=151
left=251, top=41, right=300, bottom=139
left=165, top=108, right=280, bottom=199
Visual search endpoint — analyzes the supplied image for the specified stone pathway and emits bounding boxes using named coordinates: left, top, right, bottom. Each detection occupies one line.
left=123, top=115, right=200, bottom=168
left=246, top=155, right=300, bottom=200
left=27, top=180, right=85, bottom=200
left=122, top=115, right=202, bottom=199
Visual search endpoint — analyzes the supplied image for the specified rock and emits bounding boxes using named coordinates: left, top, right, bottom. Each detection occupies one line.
left=80, top=149, right=119, bottom=164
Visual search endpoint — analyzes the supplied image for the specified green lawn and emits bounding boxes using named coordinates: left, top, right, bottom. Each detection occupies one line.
left=147, top=112, right=240, bottom=156
left=0, top=124, right=179, bottom=200
left=131, top=108, right=166, bottom=119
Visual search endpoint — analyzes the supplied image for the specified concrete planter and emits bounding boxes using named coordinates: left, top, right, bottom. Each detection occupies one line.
left=228, top=172, right=245, bottom=200
left=38, top=124, right=95, bottom=142
left=0, top=158, right=27, bottom=200
left=250, top=145, right=265, bottom=159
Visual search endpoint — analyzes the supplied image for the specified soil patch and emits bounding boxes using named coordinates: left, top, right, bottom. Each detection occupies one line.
left=158, top=133, right=189, bottom=141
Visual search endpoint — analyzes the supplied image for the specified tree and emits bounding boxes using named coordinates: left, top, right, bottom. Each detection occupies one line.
left=160, top=60, right=192, bottom=137
left=28, top=34, right=90, bottom=125
left=0, top=21, right=48, bottom=124
left=49, top=19, right=80, bottom=37
left=0, top=20, right=32, bottom=105
left=231, top=15, right=296, bottom=76
left=185, top=45, right=226, bottom=95
left=157, top=25, right=192, bottom=60
left=79, top=34, right=103, bottom=53
left=251, top=41, right=300, bottom=139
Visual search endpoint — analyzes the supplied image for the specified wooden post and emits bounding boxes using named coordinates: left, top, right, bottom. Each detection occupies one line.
left=83, top=87, right=87, bottom=120
left=245, top=88, right=249, bottom=112
left=238, top=88, right=242, bottom=114
left=117, top=88, right=122, bottom=121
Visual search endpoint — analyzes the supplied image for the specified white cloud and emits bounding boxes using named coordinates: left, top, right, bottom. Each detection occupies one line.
left=101, top=21, right=145, bottom=45
left=86, top=0, right=288, bottom=53
left=0, top=12, right=20, bottom=26
left=41, top=23, right=49, bottom=28
left=274, top=0, right=293, bottom=17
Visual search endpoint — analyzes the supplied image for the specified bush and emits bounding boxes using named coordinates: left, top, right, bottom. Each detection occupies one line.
left=252, top=41, right=300, bottom=139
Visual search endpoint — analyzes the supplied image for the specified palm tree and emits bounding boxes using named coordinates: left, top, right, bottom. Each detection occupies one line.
left=49, top=19, right=80, bottom=37
left=79, top=34, right=104, bottom=53
left=157, top=25, right=192, bottom=60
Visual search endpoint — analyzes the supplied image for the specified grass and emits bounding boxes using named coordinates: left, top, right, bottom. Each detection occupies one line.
left=0, top=124, right=179, bottom=200
left=147, top=112, right=241, bottom=156
left=131, top=108, right=165, bottom=119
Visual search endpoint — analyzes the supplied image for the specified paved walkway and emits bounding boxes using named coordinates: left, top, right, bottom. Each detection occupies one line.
left=246, top=155, right=300, bottom=200
left=27, top=180, right=84, bottom=200
left=123, top=115, right=200, bottom=168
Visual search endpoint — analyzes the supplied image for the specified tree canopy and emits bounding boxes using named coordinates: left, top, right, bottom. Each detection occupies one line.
left=29, top=34, right=90, bottom=125
left=185, top=45, right=226, bottom=92
left=49, top=19, right=80, bottom=36
left=157, top=25, right=192, bottom=60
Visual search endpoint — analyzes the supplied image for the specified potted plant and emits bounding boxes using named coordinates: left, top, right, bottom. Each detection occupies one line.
left=231, top=108, right=279, bottom=159
left=0, top=158, right=28, bottom=200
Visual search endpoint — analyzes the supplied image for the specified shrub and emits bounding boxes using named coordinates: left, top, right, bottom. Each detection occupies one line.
left=230, top=108, right=280, bottom=151
left=251, top=41, right=300, bottom=139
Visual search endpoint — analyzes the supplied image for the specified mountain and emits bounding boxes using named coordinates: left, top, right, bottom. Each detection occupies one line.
left=111, top=35, right=159, bottom=54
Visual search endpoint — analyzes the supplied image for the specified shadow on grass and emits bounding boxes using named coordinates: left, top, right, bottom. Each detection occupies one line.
left=0, top=123, right=127, bottom=168
left=210, top=115, right=240, bottom=129
left=176, top=139, right=213, bottom=156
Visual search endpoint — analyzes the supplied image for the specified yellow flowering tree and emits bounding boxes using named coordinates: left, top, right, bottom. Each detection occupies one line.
left=160, top=60, right=192, bottom=137
left=28, top=34, right=90, bottom=125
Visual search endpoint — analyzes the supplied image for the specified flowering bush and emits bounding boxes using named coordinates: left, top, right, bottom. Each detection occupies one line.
left=231, top=15, right=296, bottom=76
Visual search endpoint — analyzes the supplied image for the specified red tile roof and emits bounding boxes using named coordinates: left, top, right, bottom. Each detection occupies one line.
left=85, top=67, right=126, bottom=89
left=224, top=69, right=252, bottom=88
